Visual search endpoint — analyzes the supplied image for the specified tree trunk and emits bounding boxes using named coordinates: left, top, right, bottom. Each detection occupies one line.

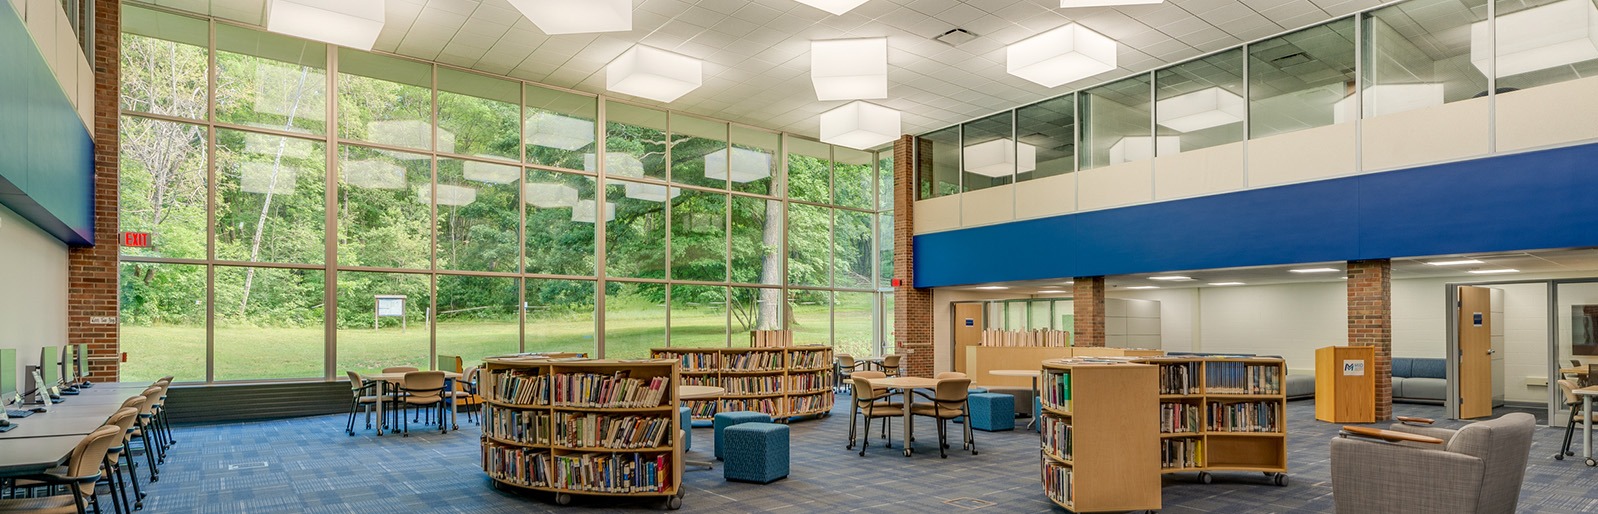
left=239, top=68, right=312, bottom=315
left=757, top=199, right=783, bottom=330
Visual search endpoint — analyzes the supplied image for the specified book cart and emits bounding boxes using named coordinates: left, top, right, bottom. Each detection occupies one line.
left=649, top=346, right=834, bottom=423
left=479, top=357, right=685, bottom=510
left=1134, top=356, right=1289, bottom=486
left=1038, top=359, right=1161, bottom=513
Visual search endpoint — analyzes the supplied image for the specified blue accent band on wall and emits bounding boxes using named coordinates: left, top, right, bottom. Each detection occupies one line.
left=913, top=142, right=1598, bottom=288
left=0, top=1, right=96, bottom=246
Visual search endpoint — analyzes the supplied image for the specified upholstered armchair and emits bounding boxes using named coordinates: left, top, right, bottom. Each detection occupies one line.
left=1330, top=413, right=1534, bottom=514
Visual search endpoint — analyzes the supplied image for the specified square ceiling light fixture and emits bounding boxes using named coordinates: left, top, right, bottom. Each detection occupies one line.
left=369, top=120, right=456, bottom=158
left=343, top=160, right=406, bottom=190
left=418, top=184, right=477, bottom=207
left=811, top=38, right=888, bottom=101
left=525, top=183, right=579, bottom=208
left=241, top=163, right=298, bottom=195
left=572, top=199, right=617, bottom=224
left=606, top=45, right=703, bottom=103
left=1332, top=83, right=1444, bottom=123
left=623, top=182, right=682, bottom=203
left=463, top=159, right=521, bottom=184
left=583, top=152, right=645, bottom=178
left=1471, top=0, right=1598, bottom=77
left=507, top=0, right=631, bottom=35
left=820, top=101, right=901, bottom=150
left=962, top=139, right=1037, bottom=177
left=265, top=0, right=384, bottom=50
left=793, top=0, right=870, bottom=15
left=1109, top=136, right=1179, bottom=164
left=1060, top=0, right=1162, bottom=6
left=1007, top=24, right=1117, bottom=88
left=524, top=112, right=596, bottom=151
left=1156, top=87, right=1244, bottom=132
left=705, top=147, right=773, bottom=183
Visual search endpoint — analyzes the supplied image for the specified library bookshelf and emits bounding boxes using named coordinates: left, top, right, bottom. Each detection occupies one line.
left=1038, top=360, right=1160, bottom=513
left=649, top=346, right=835, bottom=423
left=1135, top=356, right=1289, bottom=486
left=479, top=357, right=685, bottom=509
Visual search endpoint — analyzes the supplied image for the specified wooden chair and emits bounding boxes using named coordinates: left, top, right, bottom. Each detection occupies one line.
left=911, top=378, right=975, bottom=458
left=879, top=355, right=903, bottom=377
left=344, top=371, right=380, bottom=435
left=0, top=425, right=121, bottom=514
left=398, top=371, right=447, bottom=436
left=848, top=376, right=903, bottom=457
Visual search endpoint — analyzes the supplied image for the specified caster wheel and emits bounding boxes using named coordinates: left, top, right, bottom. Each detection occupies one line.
left=1198, top=472, right=1212, bottom=484
left=1556, top=454, right=1566, bottom=461
left=1273, top=474, right=1288, bottom=487
left=1568, top=451, right=1577, bottom=456
left=1587, top=458, right=1597, bottom=467
left=972, top=450, right=979, bottom=455
left=903, top=449, right=912, bottom=457
left=665, top=496, right=682, bottom=510
left=556, top=493, right=573, bottom=506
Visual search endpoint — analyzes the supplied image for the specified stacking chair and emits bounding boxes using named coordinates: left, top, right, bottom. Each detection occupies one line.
left=100, top=408, right=140, bottom=514
left=131, top=387, right=164, bottom=482
left=113, top=397, right=148, bottom=510
left=381, top=366, right=419, bottom=373
left=437, top=355, right=464, bottom=374
left=448, top=367, right=483, bottom=425
left=149, top=379, right=174, bottom=460
left=0, top=425, right=121, bottom=514
left=934, top=372, right=967, bottom=380
left=345, top=371, right=380, bottom=435
left=835, top=355, right=868, bottom=394
left=1555, top=379, right=1598, bottom=460
left=879, top=355, right=903, bottom=377
left=911, top=378, right=975, bottom=458
left=398, top=371, right=447, bottom=436
left=848, top=376, right=902, bottom=456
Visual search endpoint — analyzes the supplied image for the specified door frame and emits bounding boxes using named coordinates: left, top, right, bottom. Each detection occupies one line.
left=1445, top=277, right=1598, bottom=422
left=948, top=300, right=985, bottom=373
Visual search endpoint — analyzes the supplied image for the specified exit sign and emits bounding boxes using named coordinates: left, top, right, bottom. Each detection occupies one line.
left=122, top=232, right=152, bottom=248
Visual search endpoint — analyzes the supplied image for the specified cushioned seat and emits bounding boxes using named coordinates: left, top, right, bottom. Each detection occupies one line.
left=1392, top=357, right=1447, bottom=404
left=1286, top=374, right=1315, bottom=400
left=679, top=406, right=692, bottom=451
left=713, top=411, right=772, bottom=460
left=723, top=422, right=789, bottom=484
left=967, top=393, right=1014, bottom=432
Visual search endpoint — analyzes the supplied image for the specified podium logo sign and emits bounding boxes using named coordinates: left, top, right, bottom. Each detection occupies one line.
left=1342, top=360, right=1365, bottom=376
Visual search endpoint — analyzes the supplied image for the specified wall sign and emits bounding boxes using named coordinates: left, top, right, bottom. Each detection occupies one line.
left=1473, top=312, right=1483, bottom=327
left=1342, top=360, right=1365, bottom=376
left=964, top=318, right=974, bottom=327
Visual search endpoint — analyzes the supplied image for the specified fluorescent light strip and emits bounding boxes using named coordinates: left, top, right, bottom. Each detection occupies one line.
left=1427, top=259, right=1484, bottom=266
left=1468, top=269, right=1520, bottom=274
left=1037, top=290, right=1067, bottom=294
left=1289, top=268, right=1340, bottom=273
left=1125, top=286, right=1159, bottom=290
left=1148, top=276, right=1191, bottom=281
left=1208, top=282, right=1245, bottom=286
left=973, top=286, right=1009, bottom=290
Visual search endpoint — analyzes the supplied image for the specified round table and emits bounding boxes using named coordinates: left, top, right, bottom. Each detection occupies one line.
left=363, top=370, right=464, bottom=435
left=677, top=385, right=724, bottom=470
left=989, top=370, right=1042, bottom=429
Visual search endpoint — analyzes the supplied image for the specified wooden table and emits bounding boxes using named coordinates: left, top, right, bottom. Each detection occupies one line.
left=1577, top=385, right=1598, bottom=466
left=990, top=369, right=1042, bottom=429
left=363, top=371, right=462, bottom=436
left=677, top=385, right=723, bottom=470
left=0, top=435, right=81, bottom=477
left=866, top=376, right=939, bottom=457
left=1561, top=367, right=1594, bottom=376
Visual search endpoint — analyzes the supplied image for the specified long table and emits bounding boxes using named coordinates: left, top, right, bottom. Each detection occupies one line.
left=0, top=382, right=155, bottom=478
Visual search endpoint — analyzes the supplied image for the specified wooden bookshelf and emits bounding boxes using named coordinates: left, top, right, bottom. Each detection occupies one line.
left=650, top=346, right=835, bottom=423
left=1038, top=360, right=1160, bottom=513
left=1134, top=356, right=1289, bottom=486
left=479, top=357, right=685, bottom=509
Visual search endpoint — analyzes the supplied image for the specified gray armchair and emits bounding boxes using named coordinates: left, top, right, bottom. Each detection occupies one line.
left=1331, top=413, right=1534, bottom=514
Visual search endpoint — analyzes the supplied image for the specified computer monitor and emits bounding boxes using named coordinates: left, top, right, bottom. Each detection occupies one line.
left=40, top=345, right=61, bottom=389
left=74, top=343, right=90, bottom=385
left=0, top=348, right=15, bottom=403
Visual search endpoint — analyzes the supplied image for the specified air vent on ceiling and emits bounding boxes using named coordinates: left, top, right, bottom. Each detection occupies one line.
left=934, top=28, right=978, bottom=47
left=1270, top=52, right=1311, bottom=67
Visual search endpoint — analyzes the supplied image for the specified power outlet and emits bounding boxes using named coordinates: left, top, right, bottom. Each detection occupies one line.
left=89, top=316, right=117, bottom=325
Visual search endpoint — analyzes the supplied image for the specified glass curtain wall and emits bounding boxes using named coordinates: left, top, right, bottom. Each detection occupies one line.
left=115, top=5, right=893, bottom=382
left=1080, top=74, right=1156, bottom=169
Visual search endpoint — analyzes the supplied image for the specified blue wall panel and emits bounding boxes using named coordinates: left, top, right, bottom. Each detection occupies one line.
left=0, top=1, right=96, bottom=246
left=914, top=143, right=1598, bottom=288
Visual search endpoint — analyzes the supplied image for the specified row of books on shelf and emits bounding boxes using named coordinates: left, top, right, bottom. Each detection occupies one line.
left=1205, top=362, right=1282, bottom=395
left=787, top=393, right=831, bottom=413
left=723, top=376, right=783, bottom=395
left=657, top=352, right=718, bottom=372
left=1040, top=371, right=1072, bottom=410
left=681, top=375, right=718, bottom=387
left=723, top=352, right=784, bottom=370
left=1040, top=416, right=1073, bottom=461
left=554, top=413, right=673, bottom=450
left=1206, top=401, right=1281, bottom=433
left=749, top=330, right=793, bottom=347
left=685, top=400, right=716, bottom=419
left=488, top=370, right=550, bottom=405
left=1042, top=461, right=1074, bottom=506
left=483, top=443, right=550, bottom=487
left=787, top=349, right=831, bottom=369
left=1161, top=438, right=1203, bottom=469
left=485, top=406, right=550, bottom=444
left=1159, top=402, right=1200, bottom=434
left=721, top=397, right=780, bottom=415
left=553, top=372, right=670, bottom=409
left=552, top=453, right=672, bottom=494
left=1157, top=362, right=1200, bottom=395
left=980, top=328, right=1071, bottom=347
left=783, top=371, right=832, bottom=391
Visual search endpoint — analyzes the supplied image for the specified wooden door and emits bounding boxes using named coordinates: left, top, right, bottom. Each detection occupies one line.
left=1458, top=286, right=1493, bottom=419
left=953, top=303, right=984, bottom=373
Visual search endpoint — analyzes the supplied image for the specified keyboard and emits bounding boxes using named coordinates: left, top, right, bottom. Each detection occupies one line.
left=4, top=409, right=33, bottom=418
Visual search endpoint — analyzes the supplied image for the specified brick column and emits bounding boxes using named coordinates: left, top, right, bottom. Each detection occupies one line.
left=1348, top=259, right=1392, bottom=421
left=66, top=0, right=122, bottom=381
left=1072, top=276, right=1105, bottom=347
left=894, top=135, right=933, bottom=377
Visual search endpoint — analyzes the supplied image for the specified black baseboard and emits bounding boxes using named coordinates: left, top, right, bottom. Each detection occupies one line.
left=165, top=381, right=351, bottom=424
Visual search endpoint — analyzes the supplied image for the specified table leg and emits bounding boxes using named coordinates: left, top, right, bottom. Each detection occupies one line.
left=375, top=380, right=386, bottom=436
left=450, top=378, right=459, bottom=431
left=903, top=388, right=913, bottom=457
left=1026, top=376, right=1039, bottom=430
left=1585, top=395, right=1592, bottom=465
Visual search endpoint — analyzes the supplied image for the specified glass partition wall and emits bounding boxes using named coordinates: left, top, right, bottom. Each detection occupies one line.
left=116, top=4, right=894, bottom=383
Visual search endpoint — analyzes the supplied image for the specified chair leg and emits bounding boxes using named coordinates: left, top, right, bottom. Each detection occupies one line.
left=139, top=430, right=159, bottom=481
left=937, top=419, right=948, bottom=458
left=123, top=449, right=145, bottom=509
left=1562, top=407, right=1579, bottom=457
left=346, top=397, right=359, bottom=436
left=847, top=405, right=859, bottom=450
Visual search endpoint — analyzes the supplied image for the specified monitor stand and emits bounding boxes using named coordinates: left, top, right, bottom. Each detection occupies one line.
left=60, top=386, right=80, bottom=396
left=79, top=380, right=94, bottom=389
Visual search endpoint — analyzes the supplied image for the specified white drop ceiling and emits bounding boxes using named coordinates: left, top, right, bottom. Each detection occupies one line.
left=134, top=0, right=1394, bottom=139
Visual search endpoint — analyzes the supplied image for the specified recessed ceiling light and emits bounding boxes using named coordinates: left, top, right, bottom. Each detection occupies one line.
left=606, top=45, right=703, bottom=103
left=820, top=101, right=901, bottom=150
left=811, top=38, right=888, bottom=101
left=1126, top=286, right=1159, bottom=290
left=1208, top=282, right=1245, bottom=286
left=1469, top=268, right=1520, bottom=274
left=1289, top=267, right=1340, bottom=273
left=1148, top=276, right=1192, bottom=281
left=793, top=0, right=870, bottom=15
left=507, top=0, right=631, bottom=35
left=1038, top=290, right=1067, bottom=294
left=1006, top=23, right=1117, bottom=88
left=266, top=0, right=385, bottom=50
left=1060, top=0, right=1163, bottom=7
left=973, top=286, right=1009, bottom=290
left=1427, top=259, right=1485, bottom=266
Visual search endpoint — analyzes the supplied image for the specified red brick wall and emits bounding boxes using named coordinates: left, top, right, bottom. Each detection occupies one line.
left=894, top=135, right=933, bottom=377
left=1348, top=259, right=1392, bottom=421
left=66, top=0, right=122, bottom=382
left=1073, top=277, right=1105, bottom=347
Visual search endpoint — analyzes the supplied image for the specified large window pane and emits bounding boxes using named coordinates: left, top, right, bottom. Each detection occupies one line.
left=669, top=114, right=729, bottom=189
left=337, top=145, right=431, bottom=269
left=834, top=210, right=873, bottom=289
left=877, top=212, right=893, bottom=289
left=961, top=111, right=1015, bottom=191
left=1492, top=0, right=1598, bottom=91
left=525, top=279, right=596, bottom=356
left=335, top=272, right=430, bottom=374
left=787, top=203, right=830, bottom=288
left=786, top=137, right=831, bottom=204
left=730, top=287, right=783, bottom=341
left=524, top=85, right=597, bottom=171
left=119, top=117, right=208, bottom=260
left=604, top=102, right=668, bottom=180
left=604, top=281, right=665, bottom=358
left=1156, top=49, right=1244, bottom=153
left=670, top=189, right=727, bottom=282
left=214, top=266, right=325, bottom=380
left=834, top=292, right=873, bottom=357
left=729, top=126, right=779, bottom=195
left=730, top=196, right=782, bottom=285
left=120, top=6, right=208, bottom=119
left=436, top=275, right=520, bottom=365
left=338, top=50, right=438, bottom=152
left=1359, top=0, right=1489, bottom=121
left=881, top=293, right=895, bottom=355
left=790, top=291, right=831, bottom=345
left=1080, top=74, right=1155, bottom=169
left=877, top=152, right=893, bottom=211
left=118, top=262, right=205, bottom=383
left=215, top=24, right=327, bottom=134
left=438, top=68, right=522, bottom=161
left=214, top=129, right=326, bottom=264
left=1016, top=95, right=1075, bottom=182
left=1249, top=19, right=1358, bottom=139
left=670, top=285, right=727, bottom=347
left=834, top=147, right=875, bottom=209
left=605, top=179, right=669, bottom=279
left=524, top=168, right=596, bottom=276
left=916, top=126, right=960, bottom=199
left=437, top=157, right=520, bottom=273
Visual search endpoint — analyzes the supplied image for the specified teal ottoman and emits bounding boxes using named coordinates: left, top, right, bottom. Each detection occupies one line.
left=713, top=411, right=772, bottom=460
left=679, top=406, right=692, bottom=451
left=1033, top=397, right=1042, bottom=432
left=723, top=422, right=789, bottom=484
left=955, top=387, right=989, bottom=424
left=968, top=393, right=1015, bottom=432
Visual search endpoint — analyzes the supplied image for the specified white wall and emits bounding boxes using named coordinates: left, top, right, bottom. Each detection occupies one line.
left=1192, top=282, right=1347, bottom=371
left=0, top=204, right=69, bottom=395
left=929, top=289, right=1033, bottom=373
left=1107, top=288, right=1196, bottom=353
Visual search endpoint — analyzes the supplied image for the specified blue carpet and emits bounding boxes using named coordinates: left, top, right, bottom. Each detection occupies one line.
left=133, top=400, right=1598, bottom=513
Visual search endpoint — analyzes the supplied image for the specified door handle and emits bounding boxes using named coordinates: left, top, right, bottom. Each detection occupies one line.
left=1487, top=349, right=1497, bottom=355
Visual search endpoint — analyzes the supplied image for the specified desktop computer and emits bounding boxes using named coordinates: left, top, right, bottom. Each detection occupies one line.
left=59, top=345, right=80, bottom=395
left=75, top=343, right=92, bottom=388
left=0, top=348, right=23, bottom=431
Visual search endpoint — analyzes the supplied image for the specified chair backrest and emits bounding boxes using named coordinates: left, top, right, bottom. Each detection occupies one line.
left=437, top=355, right=464, bottom=373
left=106, top=407, right=140, bottom=434
left=458, top=367, right=479, bottom=391
left=346, top=371, right=368, bottom=394
left=68, top=426, right=122, bottom=495
left=839, top=355, right=856, bottom=367
left=853, top=370, right=886, bottom=380
left=1559, top=379, right=1581, bottom=405
left=403, top=371, right=446, bottom=400
left=1572, top=359, right=1584, bottom=368
left=935, top=372, right=967, bottom=380
left=138, top=387, right=162, bottom=416
left=1444, top=413, right=1535, bottom=513
left=881, top=355, right=901, bottom=368
left=120, top=395, right=146, bottom=410
left=850, top=377, right=889, bottom=405
left=382, top=366, right=419, bottom=373
left=934, top=378, right=972, bottom=403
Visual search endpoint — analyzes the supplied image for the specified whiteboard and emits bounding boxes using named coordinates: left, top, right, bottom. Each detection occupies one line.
left=376, top=297, right=405, bottom=317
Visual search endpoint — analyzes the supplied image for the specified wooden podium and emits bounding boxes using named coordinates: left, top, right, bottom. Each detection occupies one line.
left=1315, top=346, right=1375, bottom=423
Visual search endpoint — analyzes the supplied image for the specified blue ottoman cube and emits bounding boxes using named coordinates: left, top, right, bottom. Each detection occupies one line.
left=968, top=393, right=1015, bottom=432
left=713, top=411, right=772, bottom=460
left=723, top=422, right=789, bottom=484
left=954, top=387, right=989, bottom=424
left=679, top=406, right=692, bottom=451
left=1033, top=397, right=1042, bottom=432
